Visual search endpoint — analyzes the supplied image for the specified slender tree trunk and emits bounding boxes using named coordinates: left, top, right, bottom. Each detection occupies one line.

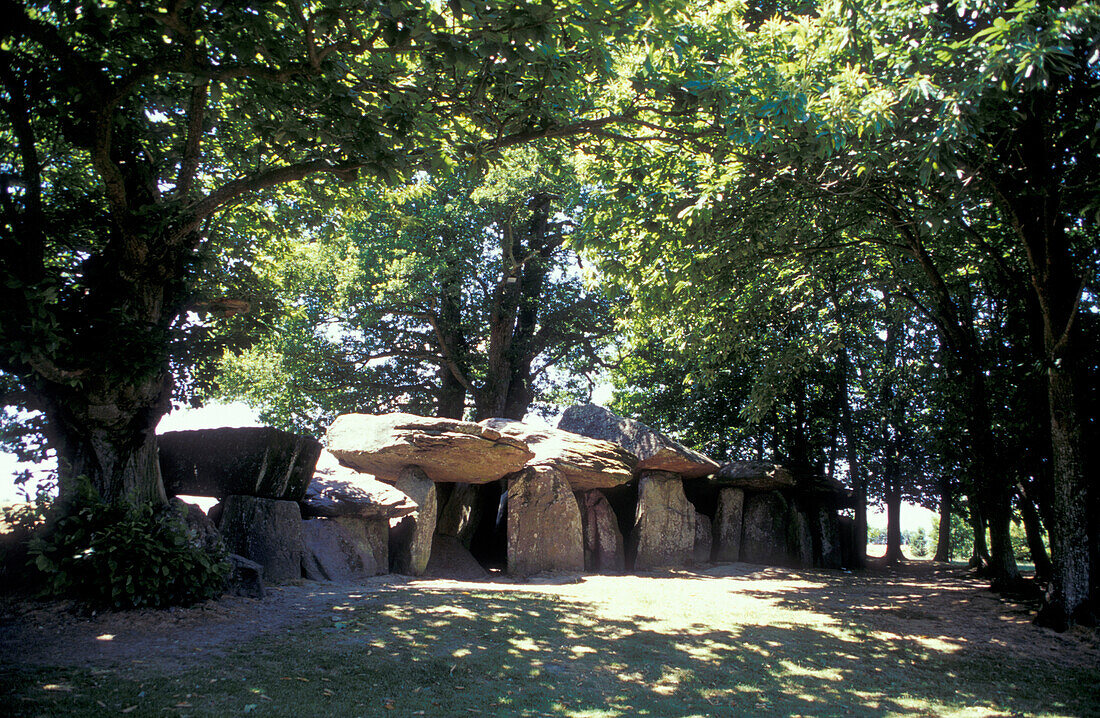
left=838, top=350, right=866, bottom=570
left=934, top=475, right=952, bottom=562
left=1017, top=481, right=1053, bottom=583
left=884, top=483, right=904, bottom=565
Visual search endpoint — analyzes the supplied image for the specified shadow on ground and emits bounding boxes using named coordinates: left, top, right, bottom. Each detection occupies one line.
left=2, top=562, right=1098, bottom=717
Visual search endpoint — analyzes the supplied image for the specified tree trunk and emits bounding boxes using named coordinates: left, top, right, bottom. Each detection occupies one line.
left=46, top=368, right=172, bottom=508
left=969, top=501, right=990, bottom=571
left=933, top=475, right=952, bottom=562
left=1017, top=481, right=1053, bottom=583
left=884, top=484, right=904, bottom=565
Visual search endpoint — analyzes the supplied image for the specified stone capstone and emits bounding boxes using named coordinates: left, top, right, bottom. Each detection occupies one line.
left=579, top=490, right=625, bottom=573
left=712, top=461, right=795, bottom=490
left=740, top=491, right=790, bottom=566
left=218, top=495, right=303, bottom=583
left=389, top=466, right=437, bottom=576
left=480, top=418, right=636, bottom=490
left=424, top=534, right=491, bottom=580
left=630, top=471, right=696, bottom=570
left=301, top=450, right=417, bottom=520
left=507, top=466, right=584, bottom=576
left=160, top=427, right=323, bottom=501
left=326, top=413, right=533, bottom=484
left=713, top=487, right=745, bottom=562
left=557, top=404, right=719, bottom=478
left=694, top=512, right=713, bottom=564
left=301, top=518, right=385, bottom=581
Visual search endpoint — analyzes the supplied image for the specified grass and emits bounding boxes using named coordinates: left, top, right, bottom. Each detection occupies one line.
left=2, top=568, right=1098, bottom=718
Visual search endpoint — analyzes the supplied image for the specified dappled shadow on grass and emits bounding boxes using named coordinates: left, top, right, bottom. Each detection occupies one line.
left=3, top=566, right=1099, bottom=717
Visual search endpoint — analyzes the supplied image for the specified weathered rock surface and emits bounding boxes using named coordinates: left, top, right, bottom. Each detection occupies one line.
left=160, top=427, right=323, bottom=501
left=791, top=505, right=813, bottom=568
left=631, top=471, right=696, bottom=570
left=389, top=466, right=437, bottom=576
left=480, top=418, right=636, bottom=490
left=219, top=495, right=303, bottom=583
left=580, top=490, right=625, bottom=572
left=301, top=450, right=417, bottom=520
left=333, top=516, right=389, bottom=573
left=424, top=534, right=491, bottom=580
left=436, top=483, right=482, bottom=547
left=171, top=497, right=225, bottom=556
left=694, top=512, right=713, bottom=564
left=817, top=506, right=843, bottom=569
left=301, top=518, right=384, bottom=581
left=713, top=487, right=745, bottom=562
left=507, top=466, right=584, bottom=576
left=558, top=404, right=718, bottom=478
left=712, top=461, right=795, bottom=490
left=326, top=413, right=533, bottom=484
left=226, top=554, right=265, bottom=598
left=740, top=491, right=790, bottom=566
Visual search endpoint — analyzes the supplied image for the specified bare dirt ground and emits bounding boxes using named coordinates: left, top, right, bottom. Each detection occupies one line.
left=2, top=559, right=1097, bottom=677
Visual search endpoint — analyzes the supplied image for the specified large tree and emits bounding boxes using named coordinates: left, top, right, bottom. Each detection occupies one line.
left=0, top=1, right=668, bottom=507
left=213, top=147, right=614, bottom=431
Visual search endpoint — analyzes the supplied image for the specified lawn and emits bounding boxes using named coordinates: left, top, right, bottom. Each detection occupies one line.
left=2, top=562, right=1097, bottom=717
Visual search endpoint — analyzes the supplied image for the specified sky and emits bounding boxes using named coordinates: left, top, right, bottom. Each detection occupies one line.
left=0, top=401, right=937, bottom=533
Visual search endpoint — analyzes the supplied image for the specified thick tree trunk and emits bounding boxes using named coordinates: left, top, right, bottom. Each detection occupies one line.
left=969, top=501, right=990, bottom=571
left=46, top=368, right=172, bottom=508
left=934, top=475, right=952, bottom=562
left=1036, top=362, right=1093, bottom=628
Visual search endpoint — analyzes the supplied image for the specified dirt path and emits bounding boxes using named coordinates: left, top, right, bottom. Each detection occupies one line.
left=2, top=561, right=1097, bottom=675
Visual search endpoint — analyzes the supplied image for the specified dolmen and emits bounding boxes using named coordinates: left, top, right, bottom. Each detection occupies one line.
left=158, top=406, right=855, bottom=590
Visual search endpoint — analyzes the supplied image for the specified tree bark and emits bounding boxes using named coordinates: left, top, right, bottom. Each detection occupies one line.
left=884, top=483, right=904, bottom=565
left=1017, top=481, right=1053, bottom=583
left=838, top=349, right=867, bottom=570
left=968, top=501, right=990, bottom=571
left=933, top=475, right=952, bottom=562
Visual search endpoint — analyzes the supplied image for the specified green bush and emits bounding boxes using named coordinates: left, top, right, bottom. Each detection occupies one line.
left=27, top=483, right=229, bottom=609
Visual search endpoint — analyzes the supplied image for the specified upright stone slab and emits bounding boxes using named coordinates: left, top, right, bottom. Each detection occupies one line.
left=817, top=506, right=843, bottom=569
left=219, top=495, right=303, bottom=583
left=301, top=518, right=384, bottom=581
left=507, top=466, right=584, bottom=576
left=160, top=427, right=322, bottom=501
left=580, top=490, right=625, bottom=572
left=390, top=466, right=437, bottom=576
left=334, top=516, right=389, bottom=574
left=436, top=483, right=482, bottom=548
left=631, top=471, right=695, bottom=570
left=694, top=512, right=713, bottom=564
left=714, top=487, right=745, bottom=562
left=790, top=505, right=813, bottom=568
left=740, top=491, right=790, bottom=566
left=425, top=534, right=491, bottom=580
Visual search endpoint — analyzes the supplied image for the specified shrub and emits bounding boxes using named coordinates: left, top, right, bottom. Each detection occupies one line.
left=27, top=482, right=229, bottom=609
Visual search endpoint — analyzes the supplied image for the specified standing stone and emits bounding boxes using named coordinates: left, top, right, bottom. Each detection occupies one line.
left=334, top=516, right=389, bottom=574
left=507, top=466, right=584, bottom=576
left=425, top=534, right=491, bottom=580
left=790, top=505, right=813, bottom=568
left=714, top=487, right=745, bottom=562
left=390, top=466, right=437, bottom=576
left=631, top=471, right=695, bottom=570
left=436, top=483, right=482, bottom=548
left=694, top=512, right=713, bottom=564
left=817, top=506, right=843, bottom=569
left=301, top=518, right=384, bottom=581
left=740, top=491, right=789, bottom=566
left=580, top=491, right=625, bottom=572
left=219, top=495, right=303, bottom=583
